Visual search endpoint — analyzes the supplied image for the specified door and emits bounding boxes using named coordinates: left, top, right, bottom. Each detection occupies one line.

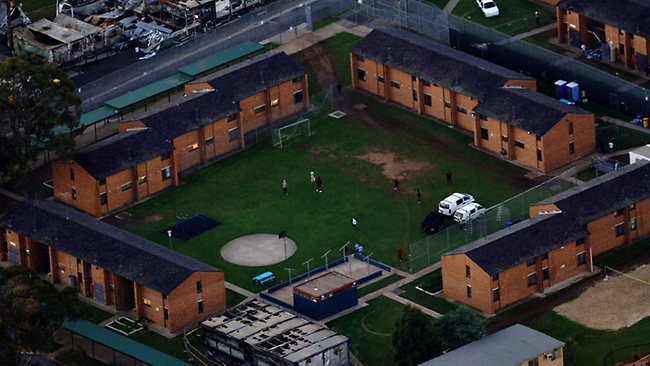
left=8, top=247, right=20, bottom=264
left=94, top=283, right=105, bottom=304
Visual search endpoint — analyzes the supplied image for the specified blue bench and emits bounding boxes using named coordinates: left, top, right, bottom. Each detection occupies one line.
left=253, top=271, right=275, bottom=285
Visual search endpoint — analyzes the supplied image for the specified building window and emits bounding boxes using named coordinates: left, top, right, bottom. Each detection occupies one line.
left=99, top=192, right=107, bottom=205
left=465, top=265, right=471, bottom=278
left=614, top=209, right=623, bottom=217
left=253, top=104, right=266, bottom=114
left=526, top=258, right=536, bottom=267
left=137, top=176, right=147, bottom=185
left=99, top=178, right=106, bottom=186
left=480, top=127, right=489, bottom=140
left=536, top=135, right=542, bottom=141
left=422, top=79, right=431, bottom=87
left=188, top=143, right=199, bottom=152
left=390, top=80, right=400, bottom=89
left=492, top=288, right=500, bottom=302
left=198, top=300, right=204, bottom=314
left=120, top=182, right=133, bottom=191
left=479, top=114, right=488, bottom=121
left=71, top=188, right=77, bottom=200
left=615, top=223, right=625, bottom=237
left=70, top=168, right=75, bottom=181
left=537, top=149, right=542, bottom=161
left=423, top=94, right=432, bottom=106
left=631, top=217, right=637, bottom=231
left=292, top=75, right=303, bottom=83
left=568, top=121, right=574, bottom=135
left=569, top=142, right=575, bottom=155
left=378, top=75, right=384, bottom=83
left=577, top=252, right=586, bottom=266
left=412, top=89, right=417, bottom=101
left=542, top=253, right=548, bottom=260
left=357, top=68, right=366, bottom=81
left=576, top=237, right=585, bottom=246
left=466, top=285, right=472, bottom=298
left=457, top=106, right=467, bottom=114
left=143, top=298, right=152, bottom=307
left=543, top=267, right=550, bottom=280
left=271, top=98, right=279, bottom=107
left=527, top=358, right=539, bottom=366
left=630, top=203, right=636, bottom=210
left=492, top=273, right=499, bottom=281
left=293, top=90, right=304, bottom=104
left=227, top=113, right=238, bottom=122
left=619, top=43, right=625, bottom=55
left=527, top=273, right=537, bottom=287
left=164, top=307, right=169, bottom=320
left=356, top=54, right=364, bottom=62
left=228, top=128, right=238, bottom=142
left=161, top=152, right=171, bottom=161
left=411, top=75, right=417, bottom=82
left=197, top=280, right=202, bottom=293
left=205, top=137, right=214, bottom=145
left=501, top=135, right=508, bottom=142
left=444, top=100, right=451, bottom=108
left=515, top=140, right=525, bottom=149
left=161, top=166, right=172, bottom=181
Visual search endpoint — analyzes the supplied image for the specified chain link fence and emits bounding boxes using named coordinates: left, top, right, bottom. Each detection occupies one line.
left=408, top=169, right=576, bottom=273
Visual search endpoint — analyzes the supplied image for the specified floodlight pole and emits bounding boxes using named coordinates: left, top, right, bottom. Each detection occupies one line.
left=339, top=241, right=351, bottom=275
left=167, top=230, right=173, bottom=250
left=284, top=268, right=295, bottom=285
left=284, top=236, right=288, bottom=259
left=303, top=258, right=314, bottom=279
left=365, top=253, right=373, bottom=275
left=321, top=250, right=331, bottom=270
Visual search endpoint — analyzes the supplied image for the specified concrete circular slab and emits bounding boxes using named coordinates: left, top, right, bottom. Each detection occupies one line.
left=221, top=234, right=297, bottom=267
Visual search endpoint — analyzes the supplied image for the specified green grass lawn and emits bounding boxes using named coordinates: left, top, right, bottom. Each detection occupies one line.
left=576, top=167, right=598, bottom=182
left=452, top=0, right=554, bottom=35
left=74, top=300, right=114, bottom=324
left=357, top=274, right=403, bottom=297
left=399, top=270, right=459, bottom=314
left=129, top=331, right=193, bottom=361
left=597, top=122, right=650, bottom=150
left=21, top=0, right=56, bottom=19
left=526, top=312, right=650, bottom=366
left=421, top=0, right=450, bottom=8
left=595, top=237, right=650, bottom=270
left=226, top=289, right=247, bottom=307
left=326, top=32, right=360, bottom=86
left=523, top=29, right=569, bottom=54
left=327, top=296, right=406, bottom=366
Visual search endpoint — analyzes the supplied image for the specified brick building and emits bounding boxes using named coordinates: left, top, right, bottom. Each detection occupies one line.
left=0, top=200, right=226, bottom=332
left=350, top=28, right=595, bottom=173
left=556, top=0, right=650, bottom=70
left=442, top=161, right=650, bottom=314
left=54, top=52, right=308, bottom=217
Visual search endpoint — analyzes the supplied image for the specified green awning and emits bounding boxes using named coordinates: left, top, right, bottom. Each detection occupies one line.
left=63, top=320, right=190, bottom=366
left=105, top=73, right=194, bottom=110
left=177, top=41, right=264, bottom=77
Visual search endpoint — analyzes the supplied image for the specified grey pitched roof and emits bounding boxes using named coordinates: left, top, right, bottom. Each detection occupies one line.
left=557, top=0, right=650, bottom=39
left=446, top=161, right=650, bottom=275
left=74, top=128, right=172, bottom=180
left=351, top=28, right=532, bottom=100
left=473, top=87, right=591, bottom=136
left=538, top=160, right=650, bottom=224
left=419, top=324, right=563, bottom=366
left=0, top=200, right=220, bottom=294
left=446, top=213, right=587, bottom=275
left=142, top=52, right=304, bottom=138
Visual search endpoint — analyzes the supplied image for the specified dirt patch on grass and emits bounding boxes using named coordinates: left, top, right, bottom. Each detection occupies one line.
left=554, top=264, right=650, bottom=330
left=356, top=150, right=433, bottom=181
left=143, top=214, right=163, bottom=224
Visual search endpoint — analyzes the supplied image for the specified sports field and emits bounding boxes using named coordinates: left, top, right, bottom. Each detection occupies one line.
left=115, top=35, right=534, bottom=291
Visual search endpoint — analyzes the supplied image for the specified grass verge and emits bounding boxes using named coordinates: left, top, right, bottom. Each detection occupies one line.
left=357, top=274, right=403, bottom=297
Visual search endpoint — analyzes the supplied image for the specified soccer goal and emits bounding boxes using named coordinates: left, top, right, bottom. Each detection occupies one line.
left=272, top=118, right=311, bottom=148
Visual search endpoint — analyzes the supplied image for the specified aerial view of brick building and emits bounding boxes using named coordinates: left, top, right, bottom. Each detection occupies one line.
left=0, top=200, right=226, bottom=332
left=350, top=28, right=595, bottom=173
left=442, top=161, right=650, bottom=314
left=557, top=0, right=650, bottom=70
left=53, top=52, right=308, bottom=216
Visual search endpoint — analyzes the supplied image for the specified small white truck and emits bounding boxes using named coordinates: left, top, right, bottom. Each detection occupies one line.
left=453, top=203, right=486, bottom=224
left=438, top=193, right=475, bottom=216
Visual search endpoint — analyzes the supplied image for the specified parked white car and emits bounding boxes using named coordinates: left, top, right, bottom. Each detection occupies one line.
left=454, top=203, right=486, bottom=224
left=476, top=0, right=499, bottom=18
left=438, top=193, right=475, bottom=216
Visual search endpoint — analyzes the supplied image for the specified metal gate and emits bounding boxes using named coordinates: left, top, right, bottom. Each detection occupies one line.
left=93, top=283, right=105, bottom=304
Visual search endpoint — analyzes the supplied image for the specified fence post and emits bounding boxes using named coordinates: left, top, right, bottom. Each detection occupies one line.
left=427, top=237, right=431, bottom=268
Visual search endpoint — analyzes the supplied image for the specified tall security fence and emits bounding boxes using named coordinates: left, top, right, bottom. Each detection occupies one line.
left=408, top=169, right=576, bottom=273
left=357, top=0, right=649, bottom=118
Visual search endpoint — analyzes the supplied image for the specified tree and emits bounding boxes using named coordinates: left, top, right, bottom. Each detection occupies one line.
left=434, top=306, right=486, bottom=350
left=0, top=55, right=81, bottom=185
left=392, top=306, right=443, bottom=366
left=0, top=266, right=78, bottom=365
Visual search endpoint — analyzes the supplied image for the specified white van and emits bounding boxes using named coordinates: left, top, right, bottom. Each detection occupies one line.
left=438, top=193, right=474, bottom=216
left=454, top=203, right=486, bottom=224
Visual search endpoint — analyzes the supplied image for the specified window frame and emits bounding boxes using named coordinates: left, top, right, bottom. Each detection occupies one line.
left=161, top=166, right=172, bottom=181
left=527, top=272, right=538, bottom=287
left=390, top=80, right=401, bottom=89
left=120, top=182, right=133, bottom=192
left=228, top=127, right=239, bottom=142
left=293, top=90, right=304, bottom=104
left=576, top=251, right=586, bottom=266
left=423, top=93, right=432, bottom=106
left=357, top=68, right=366, bottom=81
left=480, top=127, right=489, bottom=140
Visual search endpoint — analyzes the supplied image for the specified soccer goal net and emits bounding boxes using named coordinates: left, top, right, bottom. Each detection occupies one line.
left=272, top=118, right=311, bottom=148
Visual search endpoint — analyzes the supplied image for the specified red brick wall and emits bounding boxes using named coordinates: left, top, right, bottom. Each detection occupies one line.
left=167, top=271, right=226, bottom=333
left=442, top=254, right=494, bottom=314
left=118, top=120, right=146, bottom=133
left=540, top=114, right=596, bottom=172
left=139, top=286, right=166, bottom=327
left=53, top=161, right=101, bottom=216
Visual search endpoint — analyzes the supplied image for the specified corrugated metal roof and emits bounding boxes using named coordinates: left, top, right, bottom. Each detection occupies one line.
left=105, top=73, right=194, bottom=110
left=177, top=41, right=263, bottom=77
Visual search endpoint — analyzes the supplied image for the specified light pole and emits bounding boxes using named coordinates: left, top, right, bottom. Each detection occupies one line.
left=321, top=250, right=331, bottom=270
left=167, top=230, right=173, bottom=250
left=284, top=267, right=294, bottom=285
left=339, top=241, right=351, bottom=275
left=365, top=252, right=373, bottom=275
left=303, top=258, right=314, bottom=279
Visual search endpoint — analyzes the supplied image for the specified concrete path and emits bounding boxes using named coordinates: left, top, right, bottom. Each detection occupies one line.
left=225, top=281, right=256, bottom=298
left=383, top=292, right=442, bottom=318
left=495, top=23, right=556, bottom=46
left=0, top=188, right=25, bottom=203
left=443, top=0, right=461, bottom=13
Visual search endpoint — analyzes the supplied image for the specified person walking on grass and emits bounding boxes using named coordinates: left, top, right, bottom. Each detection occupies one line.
left=393, top=178, right=400, bottom=193
left=446, top=170, right=452, bottom=184
left=416, top=188, right=422, bottom=204
left=310, top=170, right=316, bottom=184
left=282, top=179, right=288, bottom=195
left=316, top=176, right=323, bottom=193
left=352, top=217, right=357, bottom=228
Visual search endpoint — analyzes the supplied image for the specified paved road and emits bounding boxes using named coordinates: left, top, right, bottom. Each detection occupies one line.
left=78, top=0, right=355, bottom=112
